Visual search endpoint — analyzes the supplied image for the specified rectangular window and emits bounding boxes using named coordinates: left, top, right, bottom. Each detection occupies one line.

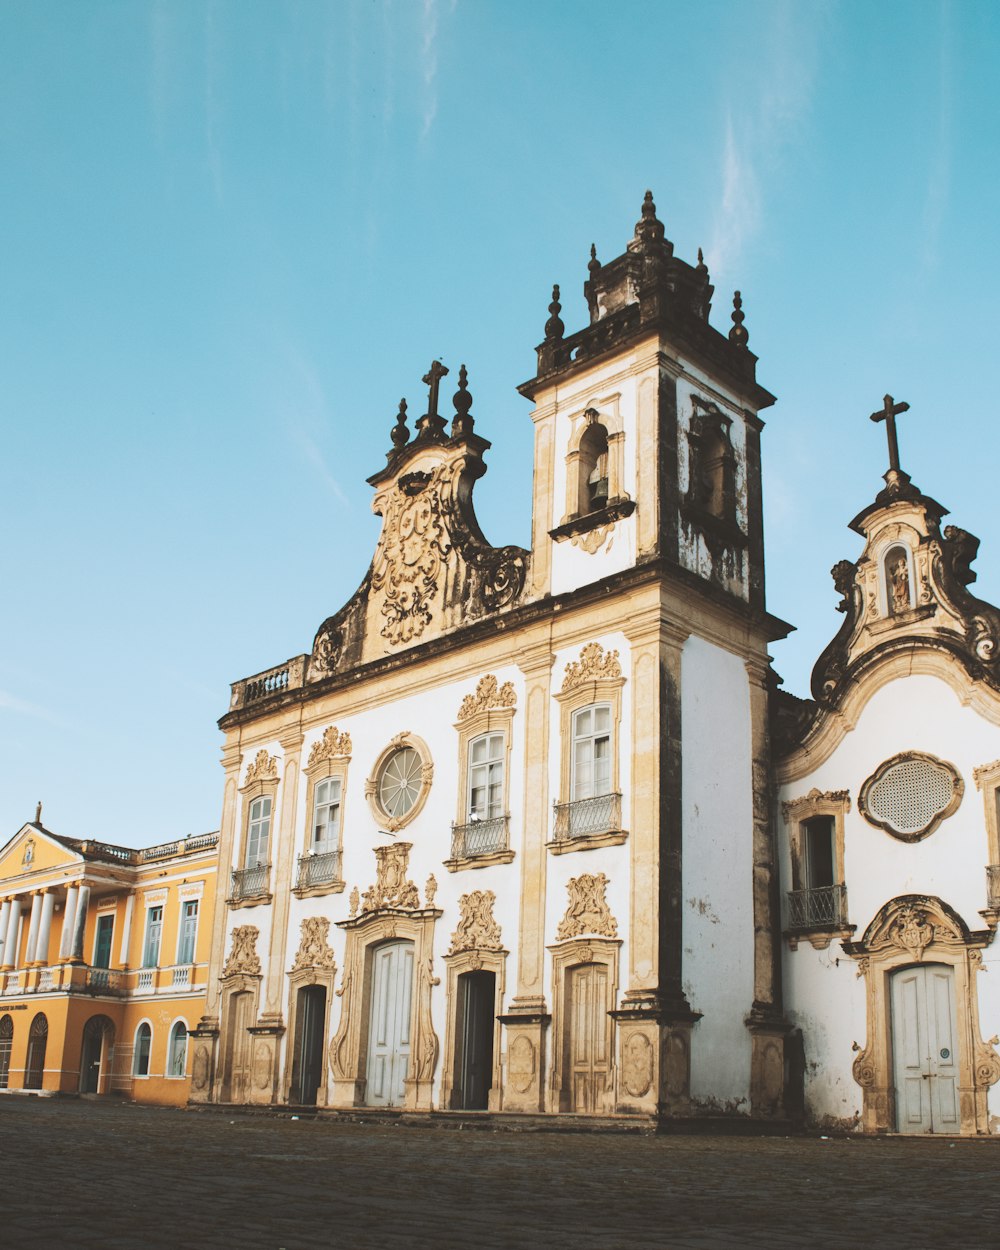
left=246, top=796, right=272, bottom=866
left=312, top=777, right=342, bottom=853
left=803, top=817, right=836, bottom=890
left=177, top=900, right=199, bottom=966
left=468, top=733, right=505, bottom=820
left=93, top=913, right=115, bottom=969
left=571, top=705, right=611, bottom=801
left=142, top=906, right=163, bottom=969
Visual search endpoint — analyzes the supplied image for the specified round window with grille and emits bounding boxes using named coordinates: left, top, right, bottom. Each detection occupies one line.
left=859, top=752, right=963, bottom=842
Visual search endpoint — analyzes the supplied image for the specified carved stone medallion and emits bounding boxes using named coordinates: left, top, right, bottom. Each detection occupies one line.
left=449, top=890, right=503, bottom=953
left=622, top=1033, right=653, bottom=1098
left=223, top=925, right=261, bottom=977
left=292, top=917, right=337, bottom=971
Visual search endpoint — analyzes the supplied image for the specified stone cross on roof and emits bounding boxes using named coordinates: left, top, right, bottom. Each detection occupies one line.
left=870, top=393, right=910, bottom=474
left=419, top=359, right=449, bottom=437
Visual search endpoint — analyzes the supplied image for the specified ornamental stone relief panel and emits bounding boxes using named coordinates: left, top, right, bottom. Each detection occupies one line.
left=556, top=873, right=619, bottom=940
left=223, top=926, right=261, bottom=977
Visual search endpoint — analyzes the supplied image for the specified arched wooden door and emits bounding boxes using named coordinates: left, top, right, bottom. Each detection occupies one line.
left=365, top=940, right=414, bottom=1107
left=25, top=1013, right=48, bottom=1090
left=80, top=1015, right=115, bottom=1094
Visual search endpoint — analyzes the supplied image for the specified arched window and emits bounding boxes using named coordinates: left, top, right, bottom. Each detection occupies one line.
left=0, top=1014, right=13, bottom=1089
left=883, top=545, right=912, bottom=615
left=167, top=1021, right=188, bottom=1079
left=25, top=1012, right=48, bottom=1089
left=578, top=422, right=610, bottom=514
left=246, top=795, right=272, bottom=866
left=687, top=406, right=736, bottom=523
left=133, top=1022, right=152, bottom=1077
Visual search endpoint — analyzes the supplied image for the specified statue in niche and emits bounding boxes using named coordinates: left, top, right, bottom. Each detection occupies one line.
left=886, top=548, right=911, bottom=615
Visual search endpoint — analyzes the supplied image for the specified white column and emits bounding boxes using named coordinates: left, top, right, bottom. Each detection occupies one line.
left=118, top=892, right=135, bottom=965
left=3, top=898, right=23, bottom=969
left=35, top=892, right=56, bottom=967
left=71, top=885, right=91, bottom=962
left=59, top=885, right=79, bottom=960
left=0, top=900, right=10, bottom=967
left=24, top=892, right=43, bottom=964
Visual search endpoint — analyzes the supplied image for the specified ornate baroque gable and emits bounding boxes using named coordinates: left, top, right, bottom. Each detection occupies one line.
left=223, top=925, right=261, bottom=977
left=561, top=643, right=622, bottom=693
left=307, top=726, right=352, bottom=767
left=556, top=873, right=619, bottom=940
left=449, top=890, right=504, bottom=953
left=243, top=750, right=278, bottom=786
left=291, top=917, right=337, bottom=971
left=457, top=675, right=516, bottom=722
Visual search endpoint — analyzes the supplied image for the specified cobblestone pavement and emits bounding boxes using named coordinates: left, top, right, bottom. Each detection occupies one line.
left=3, top=1099, right=999, bottom=1250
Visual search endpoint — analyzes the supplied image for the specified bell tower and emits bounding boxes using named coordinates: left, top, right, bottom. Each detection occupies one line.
left=518, top=191, right=776, bottom=611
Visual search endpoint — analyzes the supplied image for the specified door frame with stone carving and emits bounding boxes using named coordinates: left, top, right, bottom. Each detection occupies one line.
left=281, top=917, right=338, bottom=1105
left=846, top=895, right=1000, bottom=1134
left=329, top=908, right=441, bottom=1110
left=441, top=948, right=506, bottom=1110
left=217, top=975, right=260, bottom=1103
left=547, top=937, right=620, bottom=1114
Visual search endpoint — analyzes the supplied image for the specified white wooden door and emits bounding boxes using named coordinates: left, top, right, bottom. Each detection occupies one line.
left=366, top=941, right=414, bottom=1107
left=891, top=964, right=960, bottom=1134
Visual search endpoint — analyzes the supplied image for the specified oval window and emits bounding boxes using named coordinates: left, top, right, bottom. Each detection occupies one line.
left=377, top=747, right=423, bottom=820
left=859, top=752, right=963, bottom=842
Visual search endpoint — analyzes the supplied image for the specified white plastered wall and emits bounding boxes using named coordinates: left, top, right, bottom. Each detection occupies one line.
left=779, top=672, right=1000, bottom=1130
left=681, top=635, right=754, bottom=1110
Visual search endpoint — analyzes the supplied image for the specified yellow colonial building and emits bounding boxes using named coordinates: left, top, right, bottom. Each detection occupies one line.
left=0, top=811, right=218, bottom=1104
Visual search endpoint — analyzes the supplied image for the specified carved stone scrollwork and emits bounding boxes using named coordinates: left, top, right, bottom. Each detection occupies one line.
left=223, top=925, right=261, bottom=977
left=457, top=674, right=516, bottom=722
left=556, top=872, right=618, bottom=940
left=560, top=642, right=622, bottom=693
left=307, top=726, right=352, bottom=767
left=243, top=750, right=278, bottom=786
left=310, top=620, right=343, bottom=676
left=291, top=917, right=337, bottom=972
left=449, top=890, right=503, bottom=953
left=360, top=843, right=421, bottom=912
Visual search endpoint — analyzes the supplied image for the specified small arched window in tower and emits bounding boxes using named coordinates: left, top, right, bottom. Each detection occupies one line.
left=883, top=545, right=912, bottom=615
left=578, top=421, right=610, bottom=514
left=686, top=403, right=737, bottom=527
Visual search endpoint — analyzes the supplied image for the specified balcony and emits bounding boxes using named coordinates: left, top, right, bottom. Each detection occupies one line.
left=84, top=967, right=126, bottom=996
left=229, top=863, right=272, bottom=907
left=549, top=792, right=627, bottom=854
left=294, top=850, right=344, bottom=896
left=136, top=969, right=155, bottom=992
left=171, top=966, right=192, bottom=990
left=988, top=865, right=1000, bottom=910
left=787, top=883, right=850, bottom=932
left=446, top=816, right=514, bottom=871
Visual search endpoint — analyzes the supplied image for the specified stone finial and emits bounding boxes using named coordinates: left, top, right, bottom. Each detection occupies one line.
left=729, top=290, right=749, bottom=348
left=451, top=364, right=474, bottom=437
left=390, top=398, right=410, bottom=449
left=633, top=189, right=666, bottom=246
left=588, top=243, right=601, bottom=277
left=544, top=284, right=564, bottom=340
left=696, top=247, right=706, bottom=272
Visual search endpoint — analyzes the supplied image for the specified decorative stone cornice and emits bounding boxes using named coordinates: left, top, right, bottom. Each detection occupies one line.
left=781, top=789, right=851, bottom=824
left=457, top=675, right=516, bottom=722
left=560, top=642, right=622, bottom=693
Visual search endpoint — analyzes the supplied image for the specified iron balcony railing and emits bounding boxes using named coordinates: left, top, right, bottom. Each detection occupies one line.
left=552, top=792, right=622, bottom=841
left=84, top=967, right=126, bottom=997
left=451, top=815, right=510, bottom=861
left=231, top=863, right=271, bottom=902
left=296, top=850, right=343, bottom=890
left=988, top=865, right=1000, bottom=909
left=787, top=883, right=849, bottom=930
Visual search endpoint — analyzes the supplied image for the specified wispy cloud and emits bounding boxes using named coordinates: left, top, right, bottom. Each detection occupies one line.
left=420, top=0, right=441, bottom=140
left=0, top=689, right=69, bottom=728
left=272, top=338, right=351, bottom=508
left=709, top=1, right=827, bottom=278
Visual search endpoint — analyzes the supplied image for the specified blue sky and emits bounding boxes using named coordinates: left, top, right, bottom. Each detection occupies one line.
left=2, top=1, right=998, bottom=846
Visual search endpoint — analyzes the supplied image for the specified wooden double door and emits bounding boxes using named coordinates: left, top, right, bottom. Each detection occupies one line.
left=565, top=963, right=611, bottom=1113
left=891, top=963, right=960, bottom=1134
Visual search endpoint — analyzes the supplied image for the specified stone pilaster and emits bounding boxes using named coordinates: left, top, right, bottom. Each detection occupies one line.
left=744, top=656, right=792, bottom=1118
left=501, top=642, right=554, bottom=1112
left=262, top=727, right=304, bottom=1023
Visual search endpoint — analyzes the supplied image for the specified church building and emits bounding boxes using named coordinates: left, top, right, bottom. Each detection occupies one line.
left=189, top=193, right=1000, bottom=1133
